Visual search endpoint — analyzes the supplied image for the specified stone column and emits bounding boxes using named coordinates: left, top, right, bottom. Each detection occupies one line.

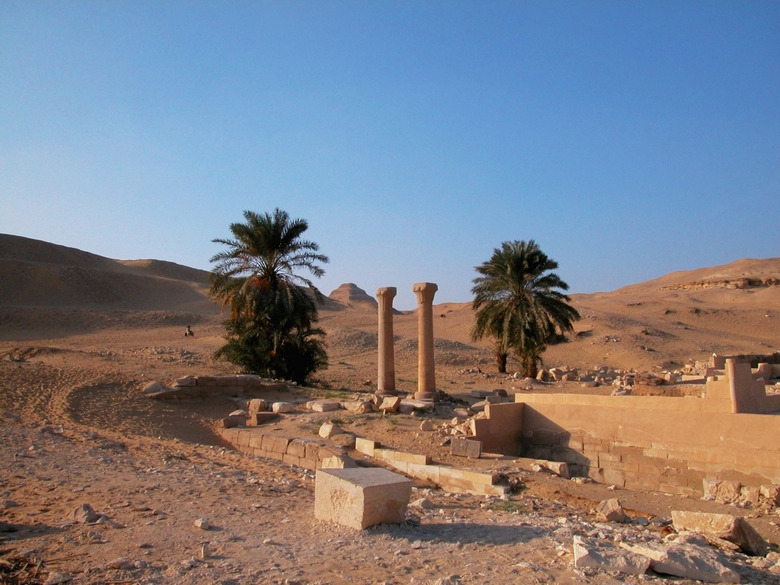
left=376, top=287, right=397, bottom=396
left=413, top=282, right=439, bottom=400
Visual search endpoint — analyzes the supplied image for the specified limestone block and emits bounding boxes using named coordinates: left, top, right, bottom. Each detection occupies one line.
left=286, top=439, right=308, bottom=459
left=355, top=437, right=376, bottom=456
left=760, top=484, right=780, bottom=506
left=315, top=468, right=412, bottom=529
left=174, top=376, right=197, bottom=387
left=572, top=535, right=650, bottom=575
left=319, top=422, right=343, bottom=439
left=272, top=402, right=294, bottom=413
left=247, top=398, right=267, bottom=414
left=622, top=538, right=740, bottom=583
left=222, top=414, right=246, bottom=428
left=329, top=433, right=356, bottom=449
left=142, top=381, right=168, bottom=395
left=671, top=510, right=768, bottom=556
left=320, top=454, right=357, bottom=469
left=309, top=400, right=342, bottom=413
left=451, top=437, right=482, bottom=459
left=341, top=400, right=374, bottom=414
left=379, top=396, right=401, bottom=413
left=715, top=480, right=741, bottom=503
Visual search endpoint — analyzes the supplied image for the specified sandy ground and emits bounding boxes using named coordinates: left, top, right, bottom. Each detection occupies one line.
left=1, top=236, right=779, bottom=584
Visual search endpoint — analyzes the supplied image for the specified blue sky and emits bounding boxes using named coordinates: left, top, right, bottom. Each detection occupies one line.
left=2, top=1, right=778, bottom=310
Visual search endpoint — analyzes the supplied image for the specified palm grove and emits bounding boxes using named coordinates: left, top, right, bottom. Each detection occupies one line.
left=210, top=210, right=578, bottom=383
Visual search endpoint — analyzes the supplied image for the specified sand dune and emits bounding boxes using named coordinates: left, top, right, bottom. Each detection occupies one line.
left=1, top=233, right=778, bottom=374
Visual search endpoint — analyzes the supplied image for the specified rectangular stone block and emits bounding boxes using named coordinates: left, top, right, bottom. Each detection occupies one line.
left=247, top=412, right=279, bottom=426
left=305, top=442, right=321, bottom=460
left=451, top=437, right=482, bottom=459
left=287, top=439, right=308, bottom=459
left=355, top=437, right=376, bottom=456
left=248, top=433, right=265, bottom=449
left=271, top=436, right=291, bottom=454
left=315, top=468, right=412, bottom=530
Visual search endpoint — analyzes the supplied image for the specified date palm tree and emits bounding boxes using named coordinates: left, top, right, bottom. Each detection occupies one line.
left=471, top=240, right=580, bottom=377
left=209, top=209, right=329, bottom=382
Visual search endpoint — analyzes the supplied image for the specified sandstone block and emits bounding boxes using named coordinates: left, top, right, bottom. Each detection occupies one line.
left=315, top=468, right=412, bottom=529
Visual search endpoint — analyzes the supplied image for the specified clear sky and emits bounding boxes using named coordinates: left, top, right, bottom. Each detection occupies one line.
left=2, top=1, right=778, bottom=310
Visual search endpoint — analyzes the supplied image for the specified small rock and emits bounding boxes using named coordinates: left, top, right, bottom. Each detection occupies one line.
left=271, top=402, right=294, bottom=413
left=419, top=420, right=436, bottom=432
left=319, top=421, right=343, bottom=439
left=106, top=557, right=135, bottom=570
left=44, top=572, right=72, bottom=585
left=193, top=518, right=211, bottom=530
left=71, top=503, right=100, bottom=524
left=596, top=498, right=627, bottom=523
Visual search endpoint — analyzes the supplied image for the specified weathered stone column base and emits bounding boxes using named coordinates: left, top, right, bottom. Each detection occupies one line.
left=413, top=390, right=441, bottom=401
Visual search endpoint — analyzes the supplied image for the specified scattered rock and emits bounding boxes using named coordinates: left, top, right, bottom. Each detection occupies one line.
left=71, top=503, right=100, bottom=524
left=572, top=535, right=650, bottom=575
left=596, top=498, right=627, bottom=523
left=193, top=518, right=211, bottom=530
left=271, top=402, right=294, bottom=413
left=319, top=421, right=343, bottom=439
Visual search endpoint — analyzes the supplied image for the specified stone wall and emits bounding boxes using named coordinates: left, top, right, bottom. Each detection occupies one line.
left=220, top=428, right=343, bottom=470
left=473, top=359, right=780, bottom=497
left=518, top=395, right=780, bottom=497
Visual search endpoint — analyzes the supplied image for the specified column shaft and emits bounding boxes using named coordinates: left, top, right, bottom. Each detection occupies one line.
left=413, top=282, right=438, bottom=399
left=376, top=287, right=397, bottom=395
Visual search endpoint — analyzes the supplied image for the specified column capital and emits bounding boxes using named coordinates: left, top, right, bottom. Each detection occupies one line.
left=376, top=286, right=397, bottom=299
left=412, top=282, right=438, bottom=293
left=413, top=282, right=438, bottom=304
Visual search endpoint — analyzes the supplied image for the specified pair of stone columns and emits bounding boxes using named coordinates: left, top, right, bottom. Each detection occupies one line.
left=376, top=282, right=439, bottom=401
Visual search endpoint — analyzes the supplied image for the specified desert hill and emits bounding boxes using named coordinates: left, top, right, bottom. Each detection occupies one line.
left=1, top=233, right=777, bottom=378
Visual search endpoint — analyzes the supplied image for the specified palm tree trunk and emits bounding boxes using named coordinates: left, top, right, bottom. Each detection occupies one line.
left=496, top=352, right=508, bottom=373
